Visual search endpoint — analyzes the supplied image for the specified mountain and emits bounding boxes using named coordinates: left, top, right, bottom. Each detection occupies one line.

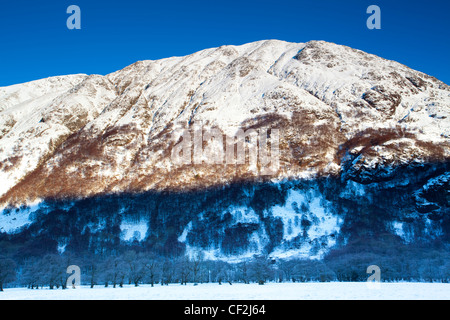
left=0, top=40, right=449, bottom=263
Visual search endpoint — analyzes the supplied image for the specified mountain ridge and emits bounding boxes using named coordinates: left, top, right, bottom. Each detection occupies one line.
left=0, top=39, right=449, bottom=206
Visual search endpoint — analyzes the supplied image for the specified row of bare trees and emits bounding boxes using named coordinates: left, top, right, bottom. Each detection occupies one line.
left=5, top=252, right=334, bottom=289
left=2, top=245, right=450, bottom=290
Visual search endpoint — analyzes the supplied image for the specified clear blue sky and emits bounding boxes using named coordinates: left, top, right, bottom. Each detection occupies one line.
left=0, top=0, right=449, bottom=86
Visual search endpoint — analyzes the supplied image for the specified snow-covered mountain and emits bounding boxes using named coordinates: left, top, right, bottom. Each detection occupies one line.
left=0, top=40, right=449, bottom=260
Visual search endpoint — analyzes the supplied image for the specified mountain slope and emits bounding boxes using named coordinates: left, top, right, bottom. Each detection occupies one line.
left=0, top=40, right=448, bottom=205
left=0, top=40, right=449, bottom=261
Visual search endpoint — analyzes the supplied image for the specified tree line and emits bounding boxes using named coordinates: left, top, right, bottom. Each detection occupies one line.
left=1, top=245, right=449, bottom=291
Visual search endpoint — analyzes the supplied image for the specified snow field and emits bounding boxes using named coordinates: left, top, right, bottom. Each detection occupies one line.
left=1, top=282, right=449, bottom=300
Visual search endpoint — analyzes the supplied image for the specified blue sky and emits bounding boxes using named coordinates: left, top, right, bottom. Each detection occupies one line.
left=0, top=0, right=449, bottom=86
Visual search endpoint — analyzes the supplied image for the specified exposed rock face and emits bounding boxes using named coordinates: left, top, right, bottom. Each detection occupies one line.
left=0, top=40, right=448, bottom=260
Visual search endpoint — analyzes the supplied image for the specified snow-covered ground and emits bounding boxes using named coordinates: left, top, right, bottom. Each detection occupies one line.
left=1, top=282, right=449, bottom=300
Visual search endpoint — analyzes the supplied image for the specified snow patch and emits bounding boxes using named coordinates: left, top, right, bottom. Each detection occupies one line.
left=120, top=219, right=148, bottom=242
left=0, top=201, right=42, bottom=234
left=392, top=221, right=405, bottom=239
left=271, top=190, right=340, bottom=241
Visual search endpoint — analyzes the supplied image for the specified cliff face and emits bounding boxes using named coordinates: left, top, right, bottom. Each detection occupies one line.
left=0, top=40, right=448, bottom=261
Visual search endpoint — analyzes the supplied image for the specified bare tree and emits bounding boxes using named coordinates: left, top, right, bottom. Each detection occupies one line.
left=109, top=256, right=127, bottom=288
left=278, top=259, right=297, bottom=282
left=248, top=256, right=272, bottom=285
left=145, top=257, right=159, bottom=287
left=189, top=252, right=204, bottom=285
left=237, top=261, right=250, bottom=284
left=123, top=251, right=146, bottom=287
left=176, top=257, right=191, bottom=285
left=87, top=261, right=98, bottom=288
left=0, top=257, right=16, bottom=291
left=215, top=261, right=234, bottom=285
left=41, top=254, right=65, bottom=289
left=161, top=259, right=174, bottom=286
